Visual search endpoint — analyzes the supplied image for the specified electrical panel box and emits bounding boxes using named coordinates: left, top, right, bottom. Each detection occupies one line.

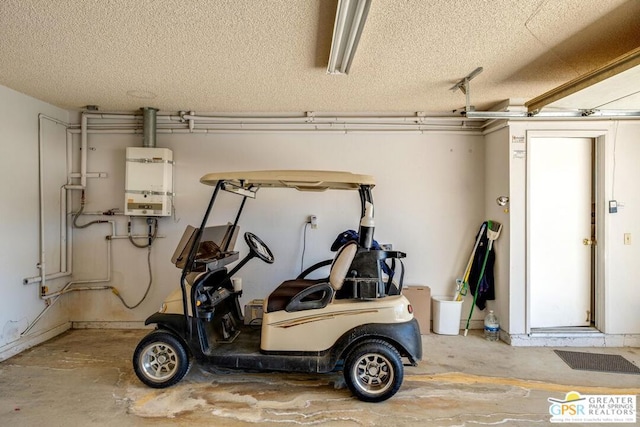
left=125, top=147, right=173, bottom=216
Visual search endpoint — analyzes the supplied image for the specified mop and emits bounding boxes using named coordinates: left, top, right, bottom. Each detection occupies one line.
left=464, top=220, right=502, bottom=336
left=454, top=222, right=487, bottom=302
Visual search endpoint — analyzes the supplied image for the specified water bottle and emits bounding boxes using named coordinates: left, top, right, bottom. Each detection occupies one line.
left=484, top=310, right=499, bottom=341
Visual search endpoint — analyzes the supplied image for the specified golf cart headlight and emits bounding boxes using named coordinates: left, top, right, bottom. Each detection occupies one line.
left=159, top=302, right=167, bottom=313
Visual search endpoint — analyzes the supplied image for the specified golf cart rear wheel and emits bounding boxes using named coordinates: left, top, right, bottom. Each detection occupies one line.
left=133, top=331, right=191, bottom=388
left=344, top=339, right=403, bottom=402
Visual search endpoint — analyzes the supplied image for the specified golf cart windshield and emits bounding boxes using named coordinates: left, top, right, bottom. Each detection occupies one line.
left=180, top=170, right=375, bottom=275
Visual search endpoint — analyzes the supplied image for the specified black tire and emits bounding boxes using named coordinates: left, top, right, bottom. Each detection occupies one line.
left=343, top=339, right=404, bottom=402
left=133, top=330, right=191, bottom=388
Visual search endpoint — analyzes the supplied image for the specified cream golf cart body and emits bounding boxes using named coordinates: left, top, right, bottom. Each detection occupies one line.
left=133, top=170, right=422, bottom=402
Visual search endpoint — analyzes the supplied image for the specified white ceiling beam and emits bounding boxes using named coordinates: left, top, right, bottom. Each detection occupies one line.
left=526, top=47, right=640, bottom=113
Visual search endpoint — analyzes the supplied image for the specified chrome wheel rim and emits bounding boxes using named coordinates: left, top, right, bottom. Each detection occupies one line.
left=351, top=352, right=394, bottom=396
left=139, top=342, right=179, bottom=382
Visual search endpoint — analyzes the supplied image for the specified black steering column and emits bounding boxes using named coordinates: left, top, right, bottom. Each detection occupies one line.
left=226, top=232, right=275, bottom=279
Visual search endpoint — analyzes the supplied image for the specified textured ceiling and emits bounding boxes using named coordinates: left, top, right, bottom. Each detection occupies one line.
left=0, top=0, right=639, bottom=113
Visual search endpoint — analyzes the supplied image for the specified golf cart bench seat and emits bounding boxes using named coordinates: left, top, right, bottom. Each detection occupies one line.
left=265, top=242, right=358, bottom=313
left=265, top=278, right=325, bottom=313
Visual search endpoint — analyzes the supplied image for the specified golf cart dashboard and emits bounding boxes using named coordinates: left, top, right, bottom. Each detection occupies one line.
left=172, top=224, right=240, bottom=271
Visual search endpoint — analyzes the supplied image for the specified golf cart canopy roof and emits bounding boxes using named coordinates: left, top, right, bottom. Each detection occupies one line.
left=200, top=170, right=375, bottom=192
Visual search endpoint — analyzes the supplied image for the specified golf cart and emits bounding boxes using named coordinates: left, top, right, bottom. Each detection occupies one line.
left=133, top=170, right=422, bottom=402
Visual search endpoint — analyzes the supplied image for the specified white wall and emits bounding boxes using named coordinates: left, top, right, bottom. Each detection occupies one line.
left=0, top=86, right=70, bottom=360
left=602, top=121, right=640, bottom=334
left=483, top=126, right=510, bottom=331
left=65, top=130, right=487, bottom=326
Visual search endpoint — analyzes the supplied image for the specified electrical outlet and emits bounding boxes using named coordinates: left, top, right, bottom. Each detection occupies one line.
left=309, top=215, right=318, bottom=229
left=624, top=233, right=631, bottom=245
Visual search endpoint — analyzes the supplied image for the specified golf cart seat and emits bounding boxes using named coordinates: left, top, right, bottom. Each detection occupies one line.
left=265, top=241, right=358, bottom=313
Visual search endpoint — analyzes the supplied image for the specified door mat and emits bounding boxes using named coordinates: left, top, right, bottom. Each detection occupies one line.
left=554, top=350, right=640, bottom=375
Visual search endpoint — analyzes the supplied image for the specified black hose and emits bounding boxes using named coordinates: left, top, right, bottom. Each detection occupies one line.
left=128, top=217, right=158, bottom=248
left=112, top=246, right=153, bottom=310
left=73, top=191, right=107, bottom=229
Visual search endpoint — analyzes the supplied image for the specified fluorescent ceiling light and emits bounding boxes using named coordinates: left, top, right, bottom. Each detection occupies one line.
left=327, top=0, right=371, bottom=75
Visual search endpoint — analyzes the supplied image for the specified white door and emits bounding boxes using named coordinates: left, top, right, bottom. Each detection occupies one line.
left=528, top=137, right=592, bottom=328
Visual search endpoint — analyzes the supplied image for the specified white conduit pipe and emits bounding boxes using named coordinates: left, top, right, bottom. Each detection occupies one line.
left=37, top=115, right=47, bottom=294
left=38, top=114, right=69, bottom=127
left=70, top=120, right=484, bottom=133
left=68, top=128, right=140, bottom=134
left=64, top=128, right=76, bottom=275
left=79, top=119, right=481, bottom=128
left=66, top=128, right=73, bottom=181
left=24, top=271, right=72, bottom=286
left=23, top=221, right=161, bottom=335
left=84, top=113, right=140, bottom=120
left=160, top=122, right=477, bottom=130
left=24, top=184, right=76, bottom=285
left=21, top=295, right=63, bottom=335
left=77, top=110, right=640, bottom=137
left=25, top=126, right=79, bottom=286
left=83, top=112, right=182, bottom=121
left=180, top=113, right=485, bottom=125
left=54, top=112, right=494, bottom=138
left=23, top=115, right=73, bottom=334
left=186, top=122, right=481, bottom=129
left=44, top=220, right=115, bottom=299
left=211, top=113, right=640, bottom=123
left=59, top=186, right=67, bottom=276
left=20, top=237, right=112, bottom=336
left=64, top=126, right=84, bottom=189
left=64, top=129, right=74, bottom=272
left=69, top=127, right=482, bottom=135
left=81, top=111, right=485, bottom=126
left=75, top=113, right=640, bottom=136
left=80, top=114, right=87, bottom=188
left=35, top=114, right=75, bottom=292
left=84, top=122, right=481, bottom=131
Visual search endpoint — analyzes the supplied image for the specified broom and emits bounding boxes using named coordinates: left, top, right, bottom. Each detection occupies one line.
left=464, top=220, right=502, bottom=336
left=454, top=222, right=487, bottom=302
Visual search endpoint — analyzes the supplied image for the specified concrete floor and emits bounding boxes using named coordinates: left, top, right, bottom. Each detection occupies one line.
left=0, top=329, right=638, bottom=426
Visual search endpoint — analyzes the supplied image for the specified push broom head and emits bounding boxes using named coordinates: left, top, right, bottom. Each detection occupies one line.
left=487, top=220, right=502, bottom=241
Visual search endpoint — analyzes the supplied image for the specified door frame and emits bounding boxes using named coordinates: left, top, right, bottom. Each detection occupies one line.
left=525, top=130, right=606, bottom=334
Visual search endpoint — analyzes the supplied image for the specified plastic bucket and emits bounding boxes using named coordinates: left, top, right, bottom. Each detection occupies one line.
left=432, top=296, right=463, bottom=335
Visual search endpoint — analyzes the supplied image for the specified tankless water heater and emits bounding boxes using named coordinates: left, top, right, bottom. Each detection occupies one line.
left=125, top=147, right=173, bottom=216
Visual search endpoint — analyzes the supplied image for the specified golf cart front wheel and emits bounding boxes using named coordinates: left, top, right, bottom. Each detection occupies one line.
left=133, top=331, right=191, bottom=388
left=344, top=339, right=403, bottom=402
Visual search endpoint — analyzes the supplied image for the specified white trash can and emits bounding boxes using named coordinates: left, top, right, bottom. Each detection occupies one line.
left=432, top=296, right=463, bottom=335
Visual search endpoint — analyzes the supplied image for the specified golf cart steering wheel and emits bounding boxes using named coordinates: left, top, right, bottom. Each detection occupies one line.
left=244, top=232, right=275, bottom=264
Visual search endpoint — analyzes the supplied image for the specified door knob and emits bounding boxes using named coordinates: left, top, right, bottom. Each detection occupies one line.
left=583, top=238, right=596, bottom=246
